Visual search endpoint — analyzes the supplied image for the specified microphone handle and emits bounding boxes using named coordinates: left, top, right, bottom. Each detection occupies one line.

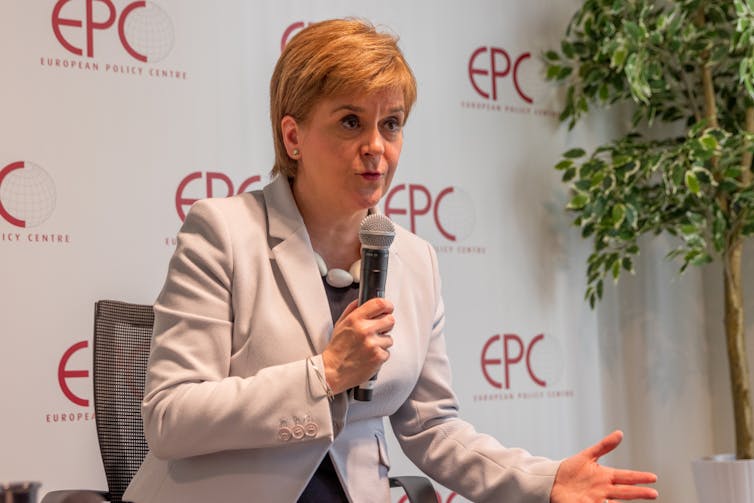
left=354, top=248, right=389, bottom=402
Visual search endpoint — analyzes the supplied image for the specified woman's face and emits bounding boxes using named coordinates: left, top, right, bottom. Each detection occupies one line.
left=286, top=88, right=405, bottom=215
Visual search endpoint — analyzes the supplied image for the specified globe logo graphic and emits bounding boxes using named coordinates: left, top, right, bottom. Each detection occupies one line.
left=0, top=161, right=56, bottom=228
left=122, top=2, right=174, bottom=63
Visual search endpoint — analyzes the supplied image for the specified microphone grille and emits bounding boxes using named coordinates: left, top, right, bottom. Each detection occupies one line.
left=359, top=214, right=395, bottom=249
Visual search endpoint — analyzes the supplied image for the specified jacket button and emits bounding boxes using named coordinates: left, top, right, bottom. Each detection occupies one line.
left=278, top=427, right=292, bottom=442
left=291, top=424, right=305, bottom=440
left=304, top=422, right=318, bottom=437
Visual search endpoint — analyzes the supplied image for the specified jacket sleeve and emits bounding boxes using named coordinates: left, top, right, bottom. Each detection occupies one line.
left=141, top=199, right=338, bottom=460
left=389, top=243, right=561, bottom=503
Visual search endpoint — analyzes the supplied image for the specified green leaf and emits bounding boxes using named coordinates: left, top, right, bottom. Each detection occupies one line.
left=612, top=203, right=626, bottom=228
left=611, top=258, right=621, bottom=280
left=622, top=256, right=634, bottom=273
left=545, top=50, right=560, bottom=61
left=624, top=21, right=643, bottom=41
left=582, top=223, right=596, bottom=238
left=546, top=65, right=561, bottom=80
left=577, top=96, right=588, bottom=112
left=699, top=134, right=718, bottom=152
left=736, top=0, right=746, bottom=16
left=564, top=148, right=587, bottom=158
left=558, top=66, right=574, bottom=79
left=742, top=57, right=754, bottom=98
left=738, top=17, right=750, bottom=34
left=693, top=166, right=714, bottom=185
left=687, top=211, right=705, bottom=225
left=555, top=159, right=574, bottom=170
left=562, top=166, right=577, bottom=182
left=680, top=223, right=697, bottom=236
left=611, top=47, right=628, bottom=69
left=690, top=252, right=712, bottom=266
left=562, top=40, right=575, bottom=59
left=690, top=119, right=709, bottom=137
left=580, top=159, right=601, bottom=177
left=657, top=13, right=669, bottom=30
left=599, top=83, right=609, bottom=101
left=668, top=11, right=683, bottom=34
left=685, top=171, right=701, bottom=194
left=575, top=179, right=592, bottom=191
left=568, top=193, right=590, bottom=209
left=624, top=204, right=638, bottom=228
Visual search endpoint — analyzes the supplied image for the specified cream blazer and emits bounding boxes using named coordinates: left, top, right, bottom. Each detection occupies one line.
left=123, top=176, right=559, bottom=503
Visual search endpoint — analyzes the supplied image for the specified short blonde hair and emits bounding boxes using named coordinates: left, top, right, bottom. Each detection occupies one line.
left=269, top=18, right=417, bottom=178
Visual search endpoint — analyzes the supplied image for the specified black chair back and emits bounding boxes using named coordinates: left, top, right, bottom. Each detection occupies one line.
left=93, top=300, right=153, bottom=503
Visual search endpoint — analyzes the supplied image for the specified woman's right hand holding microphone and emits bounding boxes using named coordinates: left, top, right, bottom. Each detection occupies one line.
left=321, top=298, right=395, bottom=394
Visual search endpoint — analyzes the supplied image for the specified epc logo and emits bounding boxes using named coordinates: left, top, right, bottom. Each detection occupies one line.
left=175, top=172, right=262, bottom=221
left=480, top=333, right=563, bottom=390
left=58, top=340, right=90, bottom=407
left=52, top=0, right=174, bottom=62
left=468, top=47, right=532, bottom=104
left=382, top=184, right=475, bottom=242
left=0, top=161, right=56, bottom=228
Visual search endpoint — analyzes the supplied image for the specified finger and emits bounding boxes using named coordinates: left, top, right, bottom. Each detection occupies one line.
left=611, top=468, right=658, bottom=485
left=372, top=314, right=396, bottom=336
left=376, top=333, right=394, bottom=350
left=358, top=297, right=394, bottom=318
left=368, top=334, right=393, bottom=365
left=584, top=430, right=623, bottom=460
left=609, top=484, right=659, bottom=500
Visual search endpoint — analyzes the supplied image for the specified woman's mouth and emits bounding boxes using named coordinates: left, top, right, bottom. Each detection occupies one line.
left=360, top=172, right=383, bottom=181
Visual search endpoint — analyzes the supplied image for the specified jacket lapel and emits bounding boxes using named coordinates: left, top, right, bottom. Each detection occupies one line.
left=264, top=177, right=332, bottom=354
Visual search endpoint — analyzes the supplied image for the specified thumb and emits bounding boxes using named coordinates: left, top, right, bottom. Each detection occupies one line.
left=584, top=430, right=623, bottom=461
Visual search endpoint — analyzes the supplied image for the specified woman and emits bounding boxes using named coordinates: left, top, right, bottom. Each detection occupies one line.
left=124, top=19, right=658, bottom=503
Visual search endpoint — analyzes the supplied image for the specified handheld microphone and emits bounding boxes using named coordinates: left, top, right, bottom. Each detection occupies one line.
left=353, top=213, right=395, bottom=402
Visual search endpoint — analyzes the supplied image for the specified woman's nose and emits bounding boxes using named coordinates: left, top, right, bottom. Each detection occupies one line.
left=361, top=126, right=385, bottom=157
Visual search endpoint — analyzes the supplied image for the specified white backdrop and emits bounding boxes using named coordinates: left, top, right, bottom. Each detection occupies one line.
left=1, top=1, right=742, bottom=502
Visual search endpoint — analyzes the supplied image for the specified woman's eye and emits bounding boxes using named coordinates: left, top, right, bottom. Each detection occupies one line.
left=383, top=118, right=402, bottom=133
left=340, top=115, right=360, bottom=129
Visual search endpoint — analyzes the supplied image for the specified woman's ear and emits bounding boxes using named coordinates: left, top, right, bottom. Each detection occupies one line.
left=281, top=115, right=300, bottom=158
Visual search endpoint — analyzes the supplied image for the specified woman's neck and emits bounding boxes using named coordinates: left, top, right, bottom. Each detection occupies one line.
left=292, top=179, right=364, bottom=270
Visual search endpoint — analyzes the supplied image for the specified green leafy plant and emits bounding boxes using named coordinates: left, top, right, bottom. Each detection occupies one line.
left=547, top=0, right=754, bottom=459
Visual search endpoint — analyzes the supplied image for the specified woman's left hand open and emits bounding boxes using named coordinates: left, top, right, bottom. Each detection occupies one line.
left=550, top=430, right=658, bottom=503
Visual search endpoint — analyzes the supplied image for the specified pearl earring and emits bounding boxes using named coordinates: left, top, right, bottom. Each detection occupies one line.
left=292, top=148, right=300, bottom=157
